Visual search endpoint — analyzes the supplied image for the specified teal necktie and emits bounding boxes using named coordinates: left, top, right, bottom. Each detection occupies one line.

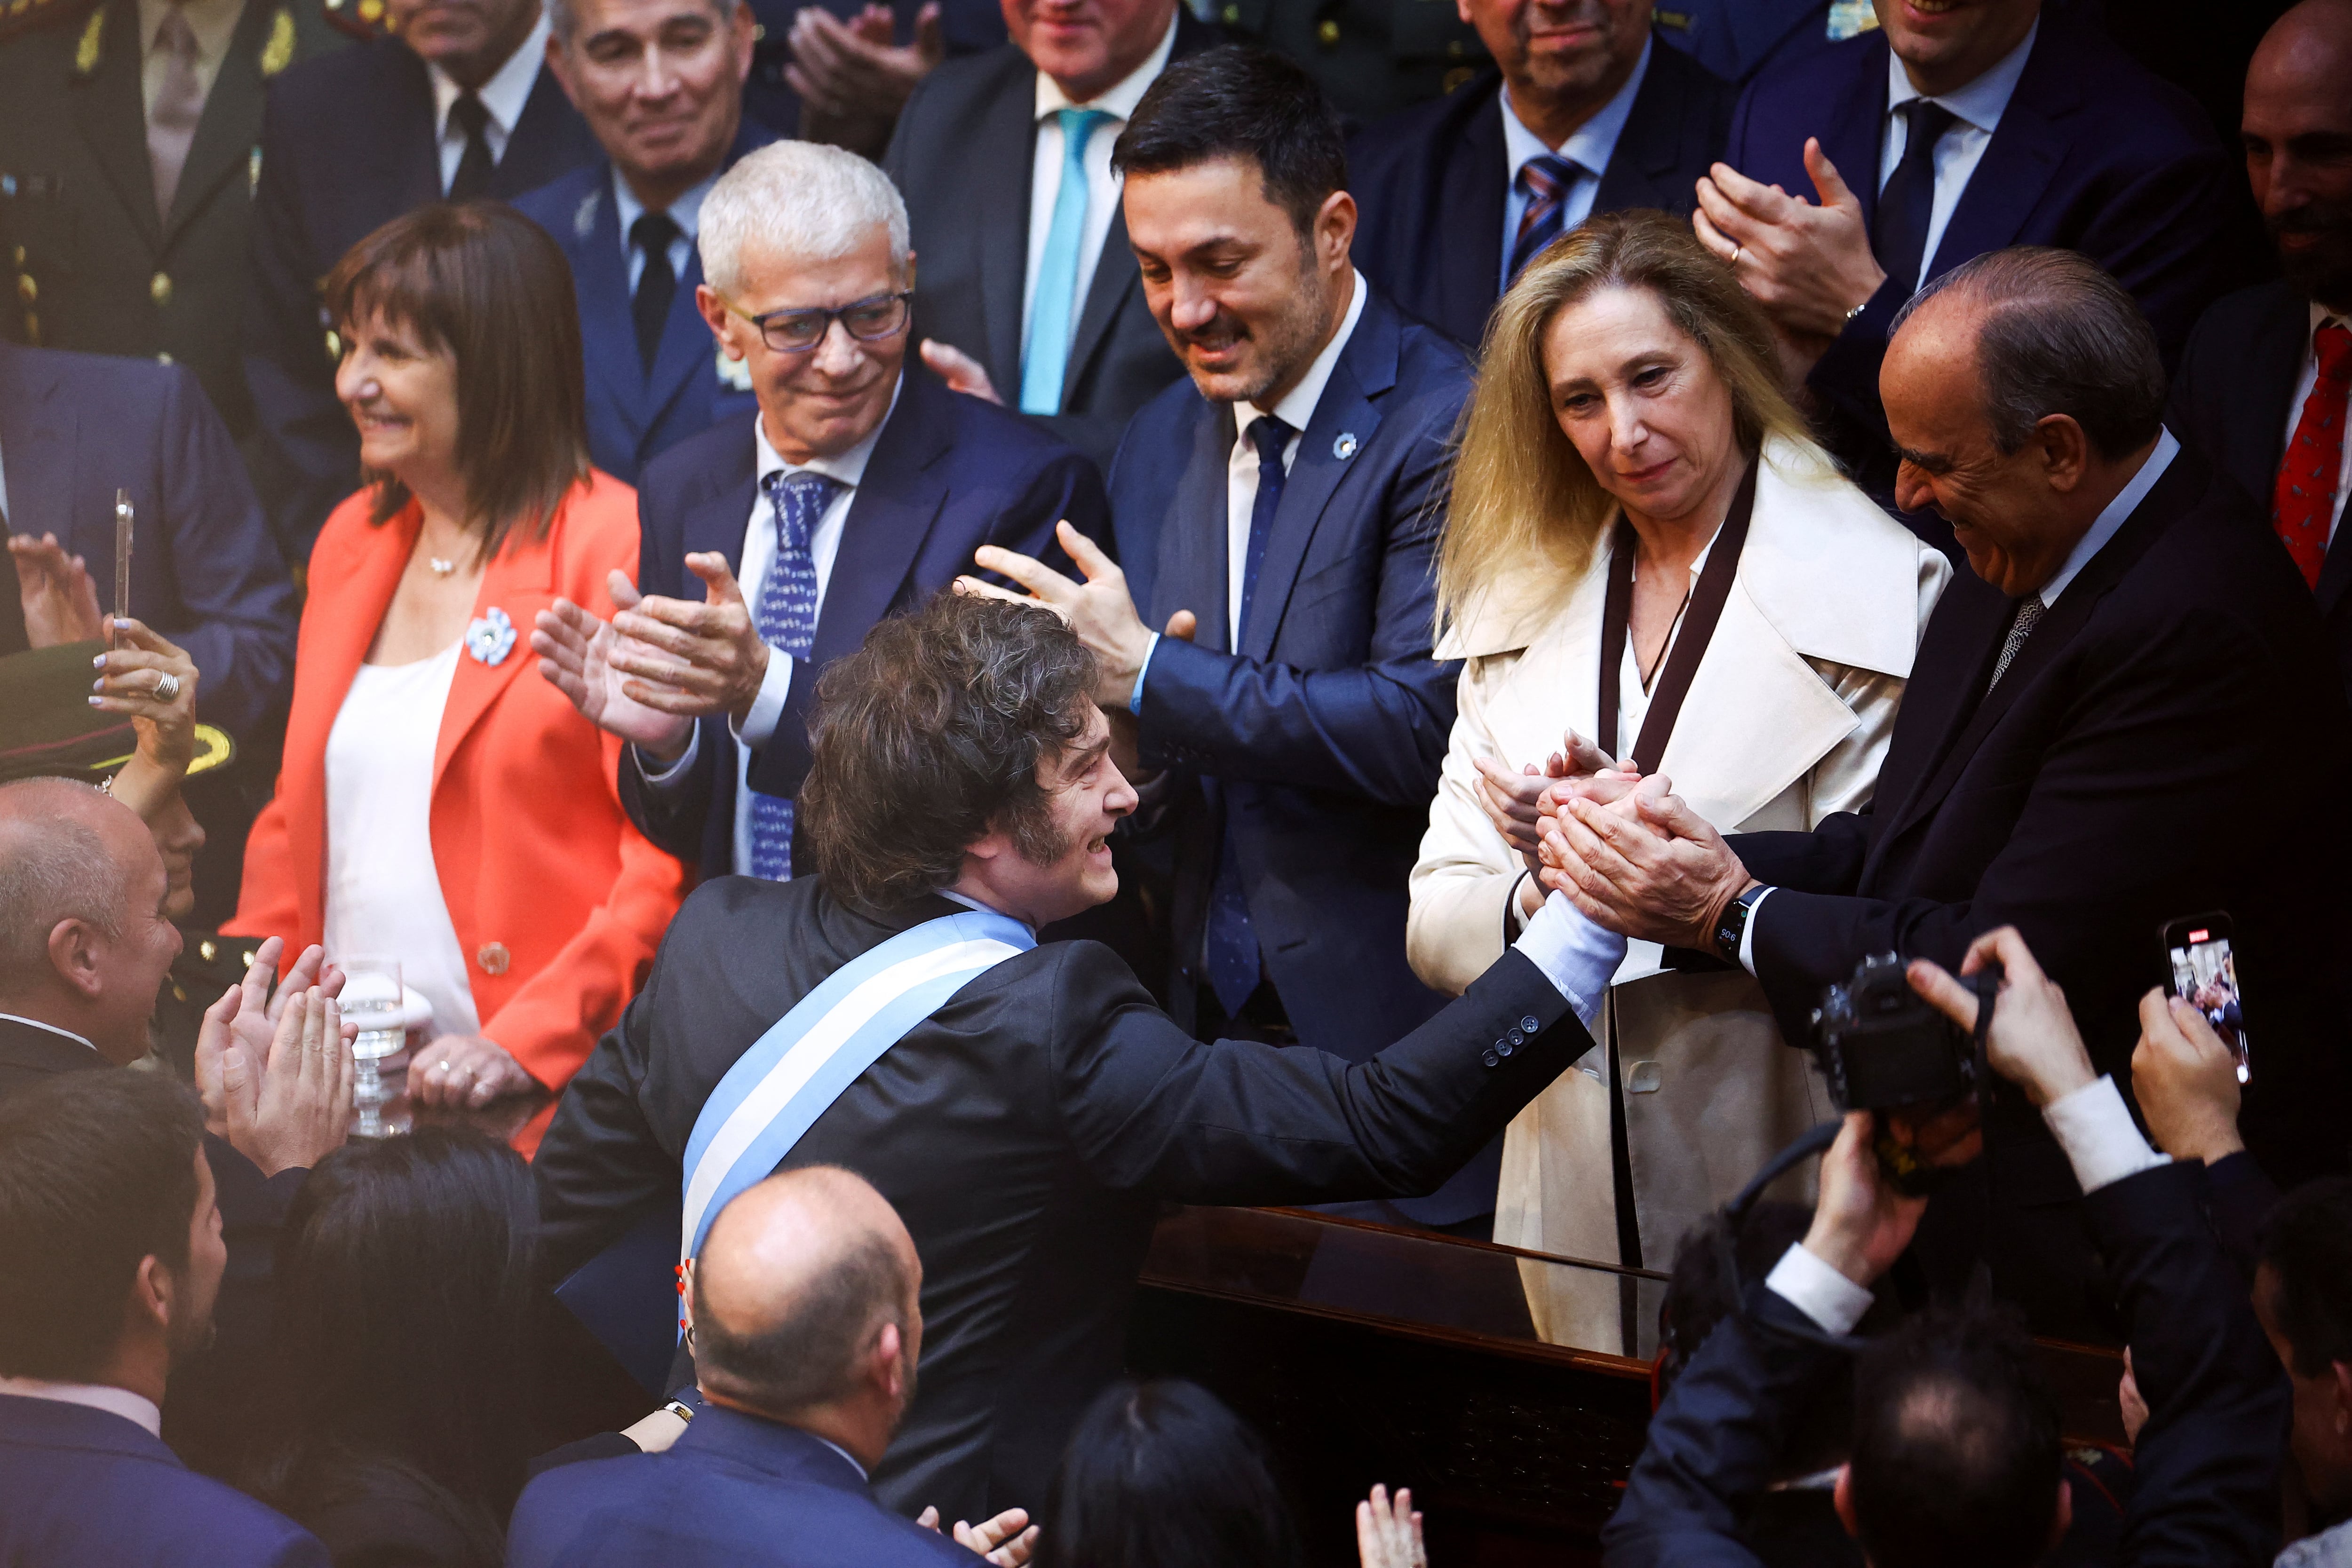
left=1020, top=107, right=1112, bottom=416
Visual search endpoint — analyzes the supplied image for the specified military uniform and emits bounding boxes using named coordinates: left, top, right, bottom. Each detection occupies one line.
left=0, top=0, right=344, bottom=446
left=1201, top=0, right=1488, bottom=124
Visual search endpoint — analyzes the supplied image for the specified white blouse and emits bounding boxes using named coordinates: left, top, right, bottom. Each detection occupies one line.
left=323, top=643, right=480, bottom=1040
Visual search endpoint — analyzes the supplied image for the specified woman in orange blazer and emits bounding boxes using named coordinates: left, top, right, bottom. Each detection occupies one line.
left=229, top=203, right=686, bottom=1154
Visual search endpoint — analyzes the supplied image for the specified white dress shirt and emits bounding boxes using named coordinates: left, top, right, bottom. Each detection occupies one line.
left=0, top=1012, right=94, bottom=1052
left=324, top=643, right=479, bottom=1038
left=1496, top=37, right=1652, bottom=292
left=427, top=9, right=551, bottom=195
left=0, top=1378, right=163, bottom=1438
left=1738, top=428, right=2179, bottom=974
left=635, top=380, right=900, bottom=877
left=613, top=165, right=718, bottom=295
left=137, top=0, right=244, bottom=119
left=1768, top=1071, right=2163, bottom=1334
left=1022, top=13, right=1179, bottom=351
left=2284, top=304, right=2352, bottom=547
left=1878, top=17, right=2037, bottom=287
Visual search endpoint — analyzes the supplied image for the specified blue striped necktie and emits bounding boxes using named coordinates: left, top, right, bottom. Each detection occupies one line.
left=746, top=470, right=838, bottom=880
left=1020, top=107, right=1112, bottom=416
left=1509, top=153, right=1584, bottom=282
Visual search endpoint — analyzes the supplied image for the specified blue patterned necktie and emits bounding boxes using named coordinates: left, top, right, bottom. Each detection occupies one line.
left=1508, top=153, right=1585, bottom=282
left=1020, top=107, right=1113, bottom=416
left=746, top=469, right=839, bottom=880
left=1202, top=413, right=1296, bottom=1020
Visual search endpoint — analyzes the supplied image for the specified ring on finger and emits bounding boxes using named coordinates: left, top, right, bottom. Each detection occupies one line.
left=152, top=672, right=182, bottom=703
left=1730, top=244, right=1743, bottom=269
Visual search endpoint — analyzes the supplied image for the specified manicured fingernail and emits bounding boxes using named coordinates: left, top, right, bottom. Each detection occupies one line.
left=87, top=695, right=103, bottom=706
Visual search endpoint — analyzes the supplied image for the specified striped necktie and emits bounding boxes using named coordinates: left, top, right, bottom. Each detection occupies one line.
left=1508, top=154, right=1584, bottom=282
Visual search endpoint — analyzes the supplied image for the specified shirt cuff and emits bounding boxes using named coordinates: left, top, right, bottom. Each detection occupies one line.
left=730, top=648, right=794, bottom=750
left=1737, top=887, right=1775, bottom=976
left=1128, top=632, right=1161, bottom=716
left=1765, top=1243, right=1875, bottom=1336
left=1513, top=889, right=1627, bottom=1030
left=1502, top=870, right=1534, bottom=940
left=2041, top=1074, right=2167, bottom=1196
left=632, top=727, right=699, bottom=786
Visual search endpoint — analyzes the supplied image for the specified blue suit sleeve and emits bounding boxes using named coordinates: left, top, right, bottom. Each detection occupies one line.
left=1601, top=1288, right=1843, bottom=1568
left=154, top=365, right=297, bottom=739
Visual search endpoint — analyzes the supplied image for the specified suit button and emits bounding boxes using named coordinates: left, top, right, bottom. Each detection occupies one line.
left=1507, top=1030, right=1524, bottom=1047
left=155, top=352, right=172, bottom=365
left=477, top=942, right=511, bottom=976
left=1519, top=1016, right=1540, bottom=1034
left=150, top=271, right=171, bottom=305
left=1626, top=1061, right=1664, bottom=1093
left=199, top=939, right=218, bottom=962
left=1315, top=17, right=1339, bottom=44
left=1481, top=1048, right=1500, bottom=1068
left=15, top=274, right=33, bottom=304
left=1496, top=1039, right=1514, bottom=1058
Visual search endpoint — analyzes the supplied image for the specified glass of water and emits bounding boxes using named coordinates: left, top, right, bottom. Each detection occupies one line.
left=339, top=954, right=405, bottom=1063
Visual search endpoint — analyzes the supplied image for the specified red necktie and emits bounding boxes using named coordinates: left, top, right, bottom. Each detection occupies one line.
left=2273, top=319, right=2352, bottom=591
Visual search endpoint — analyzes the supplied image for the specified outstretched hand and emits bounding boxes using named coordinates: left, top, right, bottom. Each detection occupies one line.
left=1356, top=1483, right=1427, bottom=1568
left=8, top=532, right=104, bottom=647
left=916, top=1505, right=1038, bottom=1567
left=921, top=339, right=1004, bottom=404
left=533, top=569, right=697, bottom=758
left=959, top=521, right=1160, bottom=708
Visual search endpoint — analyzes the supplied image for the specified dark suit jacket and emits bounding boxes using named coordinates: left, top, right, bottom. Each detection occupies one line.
left=0, top=0, right=344, bottom=443
left=243, top=40, right=597, bottom=557
left=740, top=0, right=1005, bottom=148
left=1651, top=0, right=1833, bottom=86
left=509, top=121, right=774, bottom=487
left=880, top=10, right=1217, bottom=474
left=617, top=367, right=1107, bottom=879
left=534, top=875, right=1589, bottom=1524
left=1726, top=13, right=2252, bottom=491
left=509, top=1405, right=977, bottom=1567
left=1348, top=39, right=1736, bottom=348
left=2168, top=280, right=2352, bottom=699
left=0, top=1396, right=328, bottom=1567
left=1601, top=1163, right=2289, bottom=1568
left=1107, top=291, right=1466, bottom=1187
left=1729, top=447, right=2352, bottom=1330
left=0, top=340, right=296, bottom=738
left=0, top=1015, right=306, bottom=1477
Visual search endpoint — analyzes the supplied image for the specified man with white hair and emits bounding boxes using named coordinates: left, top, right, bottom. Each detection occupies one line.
left=534, top=140, right=1108, bottom=881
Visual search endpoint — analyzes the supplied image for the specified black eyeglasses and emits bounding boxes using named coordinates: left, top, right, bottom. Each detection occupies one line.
left=719, top=289, right=913, bottom=354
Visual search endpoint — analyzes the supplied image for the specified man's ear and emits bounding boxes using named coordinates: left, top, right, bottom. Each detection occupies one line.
left=45, top=918, right=105, bottom=1001
left=1318, top=189, right=1359, bottom=274
left=543, top=29, right=582, bottom=106
left=872, top=1320, right=907, bottom=1402
left=696, top=284, right=742, bottom=357
left=128, top=1252, right=174, bottom=1338
left=1832, top=1463, right=1859, bottom=1539
left=2033, top=413, right=2091, bottom=495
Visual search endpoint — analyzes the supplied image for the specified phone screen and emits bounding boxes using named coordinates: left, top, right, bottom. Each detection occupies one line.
left=2166, top=924, right=2249, bottom=1084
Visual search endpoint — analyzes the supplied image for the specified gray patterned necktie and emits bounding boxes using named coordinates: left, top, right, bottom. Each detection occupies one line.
left=745, top=470, right=839, bottom=880
left=1985, top=595, right=2045, bottom=696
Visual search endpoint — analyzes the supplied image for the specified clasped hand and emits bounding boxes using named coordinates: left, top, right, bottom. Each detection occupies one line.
left=1533, top=771, right=1755, bottom=950
left=534, top=555, right=768, bottom=760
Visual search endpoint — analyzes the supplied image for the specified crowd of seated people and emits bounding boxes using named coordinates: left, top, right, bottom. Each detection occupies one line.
left=3, top=0, right=2352, bottom=1560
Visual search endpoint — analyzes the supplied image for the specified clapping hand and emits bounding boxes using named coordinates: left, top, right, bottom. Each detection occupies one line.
left=1692, top=139, right=1881, bottom=382
left=788, top=0, right=944, bottom=155
left=534, top=570, right=697, bottom=758
left=8, top=532, right=103, bottom=647
left=916, top=1505, right=1038, bottom=1567
left=194, top=978, right=354, bottom=1176
left=196, top=937, right=342, bottom=1117
left=1356, top=1484, right=1427, bottom=1568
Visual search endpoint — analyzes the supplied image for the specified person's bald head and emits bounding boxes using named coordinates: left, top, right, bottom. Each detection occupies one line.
left=0, top=778, right=179, bottom=1062
left=2245, top=0, right=2352, bottom=308
left=690, top=1167, right=921, bottom=1425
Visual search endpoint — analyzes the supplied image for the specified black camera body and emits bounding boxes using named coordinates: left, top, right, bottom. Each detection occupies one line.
left=1812, top=953, right=1979, bottom=1111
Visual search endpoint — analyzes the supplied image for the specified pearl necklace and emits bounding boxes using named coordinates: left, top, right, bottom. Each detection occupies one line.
left=428, top=557, right=458, bottom=576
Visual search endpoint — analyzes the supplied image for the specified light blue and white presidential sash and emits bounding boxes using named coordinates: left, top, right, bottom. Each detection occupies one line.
left=677, top=909, right=1035, bottom=1275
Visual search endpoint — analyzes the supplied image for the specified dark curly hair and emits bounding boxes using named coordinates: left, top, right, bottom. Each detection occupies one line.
left=801, top=591, right=1098, bottom=915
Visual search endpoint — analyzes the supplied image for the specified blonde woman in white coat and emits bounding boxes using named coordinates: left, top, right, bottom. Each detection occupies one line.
left=1409, top=212, right=1950, bottom=1353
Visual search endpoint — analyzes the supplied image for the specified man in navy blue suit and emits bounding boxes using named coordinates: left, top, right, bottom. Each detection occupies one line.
left=1348, top=0, right=1733, bottom=349
left=244, top=0, right=599, bottom=558
left=0, top=1070, right=329, bottom=1568
left=512, top=1165, right=1028, bottom=1567
left=532, top=140, right=1104, bottom=883
left=969, top=49, right=1485, bottom=1227
left=515, top=0, right=774, bottom=485
left=1687, top=0, right=2250, bottom=508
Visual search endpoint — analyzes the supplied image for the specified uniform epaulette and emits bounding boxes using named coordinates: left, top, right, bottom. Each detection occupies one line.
left=321, top=0, right=395, bottom=42
left=0, top=0, right=102, bottom=51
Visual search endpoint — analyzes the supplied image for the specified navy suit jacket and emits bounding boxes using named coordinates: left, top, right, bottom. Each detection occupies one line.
left=1602, top=1164, right=2288, bottom=1568
left=510, top=122, right=775, bottom=486
left=1726, top=12, right=2251, bottom=491
left=0, top=1395, right=327, bottom=1567
left=1651, top=0, right=1835, bottom=86
left=618, top=368, right=1107, bottom=878
left=1348, top=38, right=1735, bottom=348
left=2167, top=279, right=2352, bottom=701
left=1107, top=286, right=1474, bottom=1213
left=244, top=40, right=598, bottom=558
left=0, top=340, right=295, bottom=739
left=508, top=1405, right=977, bottom=1567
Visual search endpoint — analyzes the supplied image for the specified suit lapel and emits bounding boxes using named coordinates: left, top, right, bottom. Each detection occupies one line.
left=565, top=174, right=650, bottom=428
left=683, top=443, right=760, bottom=577
left=807, top=378, right=952, bottom=667
left=1240, top=296, right=1397, bottom=661
left=1924, top=34, right=2071, bottom=282
left=975, top=81, right=1039, bottom=399
left=1820, top=38, right=1889, bottom=233
left=1439, top=87, right=1507, bottom=334
left=1063, top=201, right=1137, bottom=404
left=644, top=126, right=772, bottom=431
left=432, top=497, right=563, bottom=798
left=162, top=0, right=271, bottom=241
left=1152, top=396, right=1235, bottom=649
left=1591, top=45, right=1688, bottom=214
left=490, top=67, right=584, bottom=198
left=1661, top=586, right=1863, bottom=832
left=68, top=0, right=163, bottom=249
